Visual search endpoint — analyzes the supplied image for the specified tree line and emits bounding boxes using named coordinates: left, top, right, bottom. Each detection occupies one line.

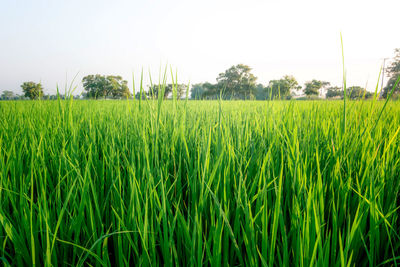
left=2, top=49, right=399, bottom=101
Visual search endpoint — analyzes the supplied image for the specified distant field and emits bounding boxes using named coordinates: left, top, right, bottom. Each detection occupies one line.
left=0, top=99, right=399, bottom=266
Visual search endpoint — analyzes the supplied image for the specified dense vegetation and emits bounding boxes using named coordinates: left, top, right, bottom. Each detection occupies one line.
left=82, top=75, right=131, bottom=99
left=382, top=48, right=400, bottom=99
left=5, top=45, right=400, bottom=101
left=0, top=96, right=400, bottom=266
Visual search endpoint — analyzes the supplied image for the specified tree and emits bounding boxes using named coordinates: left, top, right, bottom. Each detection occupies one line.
left=147, top=84, right=187, bottom=99
left=175, top=84, right=187, bottom=99
left=387, top=48, right=400, bottom=74
left=254, top=84, right=268, bottom=100
left=267, top=75, right=301, bottom=99
left=82, top=75, right=109, bottom=98
left=382, top=48, right=400, bottom=98
left=1, top=90, right=15, bottom=100
left=48, top=95, right=58, bottom=100
left=216, top=64, right=257, bottom=99
left=304, top=80, right=330, bottom=97
left=82, top=74, right=130, bottom=99
left=108, top=76, right=131, bottom=98
left=383, top=76, right=400, bottom=99
left=325, top=86, right=373, bottom=99
left=326, top=86, right=342, bottom=98
left=135, top=92, right=147, bottom=100
left=348, top=86, right=373, bottom=99
left=201, top=82, right=220, bottom=99
left=21, top=82, right=43, bottom=99
left=147, top=84, right=171, bottom=99
left=190, top=83, right=206, bottom=99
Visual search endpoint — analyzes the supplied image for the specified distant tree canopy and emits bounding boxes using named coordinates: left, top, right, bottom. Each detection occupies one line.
left=304, top=80, right=330, bottom=97
left=147, top=84, right=187, bottom=99
left=190, top=83, right=206, bottom=100
left=254, top=84, right=269, bottom=100
left=11, top=63, right=387, bottom=102
left=1, top=90, right=15, bottom=100
left=134, top=92, right=146, bottom=100
left=21, top=82, right=43, bottom=100
left=267, top=75, right=301, bottom=99
left=382, top=48, right=400, bottom=99
left=82, top=75, right=130, bottom=99
left=189, top=64, right=257, bottom=99
left=325, top=86, right=373, bottom=99
left=348, top=86, right=373, bottom=99
left=251, top=76, right=301, bottom=100
left=200, top=82, right=220, bottom=99
left=326, top=86, right=342, bottom=98
left=216, top=64, right=257, bottom=99
left=190, top=70, right=303, bottom=100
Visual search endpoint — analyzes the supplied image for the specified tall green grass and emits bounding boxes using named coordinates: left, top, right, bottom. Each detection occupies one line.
left=0, top=96, right=400, bottom=266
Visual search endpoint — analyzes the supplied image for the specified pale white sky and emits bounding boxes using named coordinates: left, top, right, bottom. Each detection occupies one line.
left=0, top=0, right=399, bottom=94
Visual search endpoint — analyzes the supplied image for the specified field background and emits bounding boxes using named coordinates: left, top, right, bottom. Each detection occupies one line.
left=0, top=99, right=400, bottom=266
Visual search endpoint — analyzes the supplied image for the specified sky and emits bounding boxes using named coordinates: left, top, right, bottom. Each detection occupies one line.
left=0, top=0, right=399, bottom=95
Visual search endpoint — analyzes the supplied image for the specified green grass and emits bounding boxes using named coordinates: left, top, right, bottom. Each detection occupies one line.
left=0, top=98, right=400, bottom=266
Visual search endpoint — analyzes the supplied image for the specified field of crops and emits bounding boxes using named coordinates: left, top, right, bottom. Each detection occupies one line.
left=0, top=99, right=399, bottom=266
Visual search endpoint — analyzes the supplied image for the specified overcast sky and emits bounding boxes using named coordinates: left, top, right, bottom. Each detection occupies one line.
left=0, top=0, right=399, bottom=95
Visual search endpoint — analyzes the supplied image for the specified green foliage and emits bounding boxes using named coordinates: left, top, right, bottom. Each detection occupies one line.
left=304, top=79, right=330, bottom=97
left=190, top=71, right=299, bottom=100
left=348, top=86, right=373, bottom=99
left=190, top=83, right=206, bottom=100
left=326, top=86, right=342, bottom=98
left=21, top=81, right=43, bottom=99
left=109, top=76, right=130, bottom=98
left=188, top=68, right=326, bottom=101
left=134, top=91, right=146, bottom=100
left=383, top=76, right=400, bottom=99
left=82, top=74, right=130, bottom=99
left=216, top=64, right=257, bottom=99
left=0, top=90, right=15, bottom=100
left=200, top=82, right=220, bottom=99
left=387, top=48, right=400, bottom=74
left=267, top=75, right=301, bottom=99
left=254, top=83, right=269, bottom=100
left=148, top=84, right=186, bottom=99
left=383, top=49, right=400, bottom=98
left=1, top=98, right=400, bottom=266
left=326, top=86, right=373, bottom=99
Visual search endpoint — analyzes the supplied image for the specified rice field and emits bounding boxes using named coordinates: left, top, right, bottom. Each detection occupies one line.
left=0, top=98, right=400, bottom=266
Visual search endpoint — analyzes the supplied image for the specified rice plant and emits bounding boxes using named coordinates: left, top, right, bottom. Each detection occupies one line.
left=0, top=92, right=400, bottom=266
